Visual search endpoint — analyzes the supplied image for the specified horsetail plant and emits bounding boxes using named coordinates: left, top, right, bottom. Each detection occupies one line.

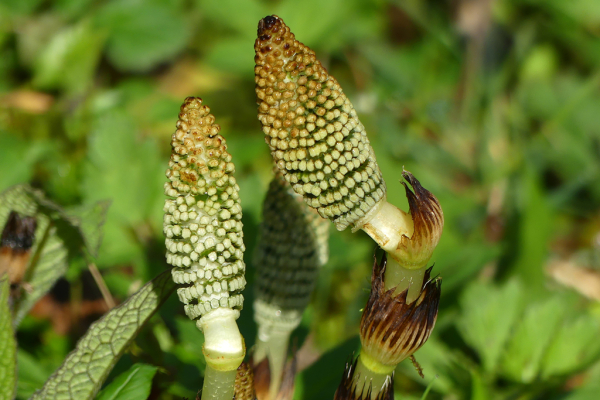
left=254, top=15, right=444, bottom=398
left=164, top=97, right=247, bottom=400
left=253, top=173, right=329, bottom=399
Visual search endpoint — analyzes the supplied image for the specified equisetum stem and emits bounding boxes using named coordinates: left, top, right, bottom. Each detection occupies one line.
left=197, top=309, right=245, bottom=400
left=253, top=324, right=294, bottom=399
left=267, top=330, right=292, bottom=400
left=383, top=257, right=427, bottom=304
left=358, top=200, right=414, bottom=262
left=202, top=365, right=237, bottom=400
left=352, top=352, right=394, bottom=398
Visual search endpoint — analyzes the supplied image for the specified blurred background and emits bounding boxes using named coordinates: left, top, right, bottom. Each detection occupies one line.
left=2, top=0, right=600, bottom=399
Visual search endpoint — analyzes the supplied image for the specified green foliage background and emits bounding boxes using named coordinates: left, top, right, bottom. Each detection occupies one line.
left=2, top=0, right=600, bottom=399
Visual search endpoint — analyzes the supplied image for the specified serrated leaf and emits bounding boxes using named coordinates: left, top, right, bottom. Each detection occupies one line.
left=30, top=271, right=175, bottom=400
left=501, top=296, right=567, bottom=383
left=457, top=279, right=524, bottom=374
left=0, top=278, right=17, bottom=400
left=96, top=364, right=158, bottom=400
left=0, top=185, right=69, bottom=326
left=541, top=313, right=600, bottom=378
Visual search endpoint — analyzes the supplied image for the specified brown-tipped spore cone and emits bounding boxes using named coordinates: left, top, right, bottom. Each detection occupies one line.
left=164, top=97, right=246, bottom=319
left=360, top=255, right=440, bottom=367
left=254, top=15, right=386, bottom=231
left=334, top=358, right=394, bottom=400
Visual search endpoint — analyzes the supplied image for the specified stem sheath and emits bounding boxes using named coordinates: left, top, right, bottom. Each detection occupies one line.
left=352, top=352, right=393, bottom=398
left=383, top=257, right=427, bottom=304
left=201, top=365, right=237, bottom=400
left=358, top=200, right=413, bottom=261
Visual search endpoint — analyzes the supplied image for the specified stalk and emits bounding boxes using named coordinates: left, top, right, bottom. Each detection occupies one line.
left=164, top=97, right=247, bottom=399
left=352, top=354, right=393, bottom=398
left=383, top=257, right=426, bottom=304
left=202, top=366, right=237, bottom=400
left=252, top=174, right=329, bottom=399
left=254, top=16, right=444, bottom=398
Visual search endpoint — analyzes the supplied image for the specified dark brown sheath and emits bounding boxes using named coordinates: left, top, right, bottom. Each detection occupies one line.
left=360, top=255, right=441, bottom=367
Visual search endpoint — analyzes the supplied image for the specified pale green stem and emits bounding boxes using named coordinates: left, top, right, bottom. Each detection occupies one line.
left=358, top=200, right=413, bottom=258
left=253, top=339, right=268, bottom=366
left=253, top=324, right=293, bottom=399
left=383, top=257, right=427, bottom=304
left=352, top=352, right=393, bottom=398
left=267, top=330, right=291, bottom=400
left=201, top=365, right=237, bottom=400
left=197, top=309, right=245, bottom=400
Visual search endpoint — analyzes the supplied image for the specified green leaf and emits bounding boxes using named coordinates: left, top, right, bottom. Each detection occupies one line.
left=0, top=185, right=69, bottom=326
left=17, top=350, right=52, bottom=399
left=1, top=184, right=111, bottom=323
left=33, top=20, right=105, bottom=94
left=398, top=335, right=470, bottom=396
left=96, top=364, right=158, bottom=400
left=95, top=0, right=191, bottom=72
left=30, top=271, right=174, bottom=400
left=0, top=278, right=17, bottom=400
left=62, top=200, right=111, bottom=259
left=81, top=111, right=164, bottom=268
left=206, top=37, right=255, bottom=76
left=82, top=112, right=163, bottom=227
left=541, top=313, right=600, bottom=378
left=0, top=132, right=52, bottom=193
left=276, top=0, right=350, bottom=48
left=171, top=317, right=206, bottom=371
left=199, top=0, right=267, bottom=39
left=457, top=279, right=524, bottom=374
left=501, top=296, right=567, bottom=383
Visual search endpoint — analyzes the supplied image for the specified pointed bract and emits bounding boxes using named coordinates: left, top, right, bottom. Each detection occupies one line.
left=394, top=171, right=444, bottom=269
left=334, top=358, right=394, bottom=400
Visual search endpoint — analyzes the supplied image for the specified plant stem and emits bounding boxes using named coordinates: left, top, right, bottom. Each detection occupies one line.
left=253, top=321, right=295, bottom=399
left=197, top=309, right=245, bottom=399
left=88, top=262, right=115, bottom=309
left=352, top=352, right=394, bottom=398
left=383, top=257, right=427, bottom=304
left=202, top=365, right=237, bottom=400
left=358, top=200, right=414, bottom=261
